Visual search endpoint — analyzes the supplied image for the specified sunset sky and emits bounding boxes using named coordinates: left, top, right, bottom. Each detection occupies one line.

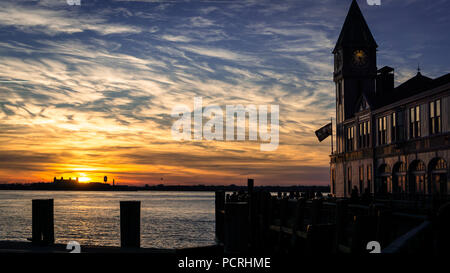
left=0, top=0, right=449, bottom=186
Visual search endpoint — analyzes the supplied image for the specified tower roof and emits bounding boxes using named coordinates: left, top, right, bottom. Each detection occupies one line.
left=333, top=0, right=378, bottom=53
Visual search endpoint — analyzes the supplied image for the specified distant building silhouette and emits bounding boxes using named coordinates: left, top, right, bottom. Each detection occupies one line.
left=330, top=0, right=449, bottom=198
left=53, top=176, right=78, bottom=183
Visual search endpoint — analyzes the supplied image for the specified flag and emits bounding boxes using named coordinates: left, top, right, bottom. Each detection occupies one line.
left=315, top=122, right=332, bottom=142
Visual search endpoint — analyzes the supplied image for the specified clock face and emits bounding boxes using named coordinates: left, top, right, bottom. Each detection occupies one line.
left=352, top=49, right=367, bottom=66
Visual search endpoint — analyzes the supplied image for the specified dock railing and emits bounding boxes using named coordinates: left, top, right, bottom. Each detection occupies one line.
left=215, top=179, right=450, bottom=254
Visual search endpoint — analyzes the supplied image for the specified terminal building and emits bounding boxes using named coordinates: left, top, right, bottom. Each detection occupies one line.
left=53, top=176, right=79, bottom=183
left=330, top=1, right=449, bottom=198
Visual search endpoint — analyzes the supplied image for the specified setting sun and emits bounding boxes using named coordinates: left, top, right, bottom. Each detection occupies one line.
left=78, top=173, right=91, bottom=183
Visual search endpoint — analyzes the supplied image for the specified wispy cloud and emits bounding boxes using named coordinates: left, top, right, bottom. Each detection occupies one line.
left=0, top=2, right=142, bottom=35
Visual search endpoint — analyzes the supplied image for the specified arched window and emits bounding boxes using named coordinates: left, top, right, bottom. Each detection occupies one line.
left=393, top=162, right=407, bottom=194
left=435, top=159, right=447, bottom=170
left=429, top=158, right=448, bottom=195
left=377, top=164, right=391, bottom=194
left=409, top=160, right=426, bottom=194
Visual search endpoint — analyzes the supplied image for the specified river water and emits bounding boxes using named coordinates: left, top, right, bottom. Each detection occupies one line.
left=0, top=190, right=215, bottom=249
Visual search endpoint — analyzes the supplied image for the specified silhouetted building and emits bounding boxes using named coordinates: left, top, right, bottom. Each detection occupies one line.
left=53, top=176, right=78, bottom=183
left=330, top=1, right=449, bottom=197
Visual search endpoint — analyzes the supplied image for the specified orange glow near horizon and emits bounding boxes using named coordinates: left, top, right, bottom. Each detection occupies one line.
left=78, top=174, right=91, bottom=183
left=0, top=102, right=334, bottom=186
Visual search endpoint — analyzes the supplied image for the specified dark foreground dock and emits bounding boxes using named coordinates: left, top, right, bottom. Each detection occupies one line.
left=215, top=179, right=450, bottom=254
left=0, top=241, right=174, bottom=253
left=0, top=241, right=224, bottom=254
left=1, top=180, right=448, bottom=254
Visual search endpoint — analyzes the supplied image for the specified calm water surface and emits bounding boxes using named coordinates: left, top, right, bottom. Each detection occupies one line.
left=0, top=190, right=215, bottom=249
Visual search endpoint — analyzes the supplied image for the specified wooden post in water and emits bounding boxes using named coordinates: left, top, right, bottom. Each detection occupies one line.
left=120, top=201, right=140, bottom=248
left=32, top=199, right=54, bottom=245
left=224, top=202, right=249, bottom=253
left=247, top=178, right=254, bottom=195
left=215, top=191, right=225, bottom=244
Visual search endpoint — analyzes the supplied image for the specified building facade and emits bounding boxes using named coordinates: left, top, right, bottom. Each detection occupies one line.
left=53, top=176, right=79, bottom=183
left=330, top=1, right=449, bottom=198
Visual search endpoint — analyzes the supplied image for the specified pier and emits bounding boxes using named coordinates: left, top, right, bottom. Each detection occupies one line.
left=215, top=179, right=450, bottom=254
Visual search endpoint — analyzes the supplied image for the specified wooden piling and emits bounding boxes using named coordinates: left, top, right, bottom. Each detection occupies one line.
left=215, top=191, right=225, bottom=244
left=224, top=202, right=249, bottom=253
left=247, top=178, right=254, bottom=195
left=120, top=201, right=140, bottom=248
left=32, top=199, right=54, bottom=245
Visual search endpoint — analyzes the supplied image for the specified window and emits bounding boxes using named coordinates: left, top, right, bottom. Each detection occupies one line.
left=359, top=165, right=364, bottom=194
left=377, top=116, right=387, bottom=145
left=346, top=126, right=354, bottom=152
left=430, top=99, right=441, bottom=135
left=391, top=112, right=398, bottom=143
left=436, top=158, right=447, bottom=170
left=410, top=106, right=421, bottom=138
left=358, top=120, right=370, bottom=148
left=367, top=164, right=372, bottom=193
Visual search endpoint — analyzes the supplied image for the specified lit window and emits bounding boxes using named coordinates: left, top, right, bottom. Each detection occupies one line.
left=378, top=117, right=387, bottom=145
left=346, top=126, right=354, bottom=152
left=409, top=106, right=421, bottom=138
left=430, top=99, right=441, bottom=135
left=391, top=112, right=397, bottom=143
left=359, top=120, right=370, bottom=148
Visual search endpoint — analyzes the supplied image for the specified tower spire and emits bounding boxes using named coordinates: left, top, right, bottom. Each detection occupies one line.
left=333, top=0, right=378, bottom=53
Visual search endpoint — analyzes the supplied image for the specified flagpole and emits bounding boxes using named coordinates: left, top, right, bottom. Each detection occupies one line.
left=330, top=117, right=333, bottom=155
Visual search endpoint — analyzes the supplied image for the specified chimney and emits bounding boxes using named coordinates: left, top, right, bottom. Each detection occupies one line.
left=376, top=66, right=394, bottom=97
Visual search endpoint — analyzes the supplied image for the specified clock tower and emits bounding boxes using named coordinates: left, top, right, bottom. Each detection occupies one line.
left=333, top=0, right=378, bottom=153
